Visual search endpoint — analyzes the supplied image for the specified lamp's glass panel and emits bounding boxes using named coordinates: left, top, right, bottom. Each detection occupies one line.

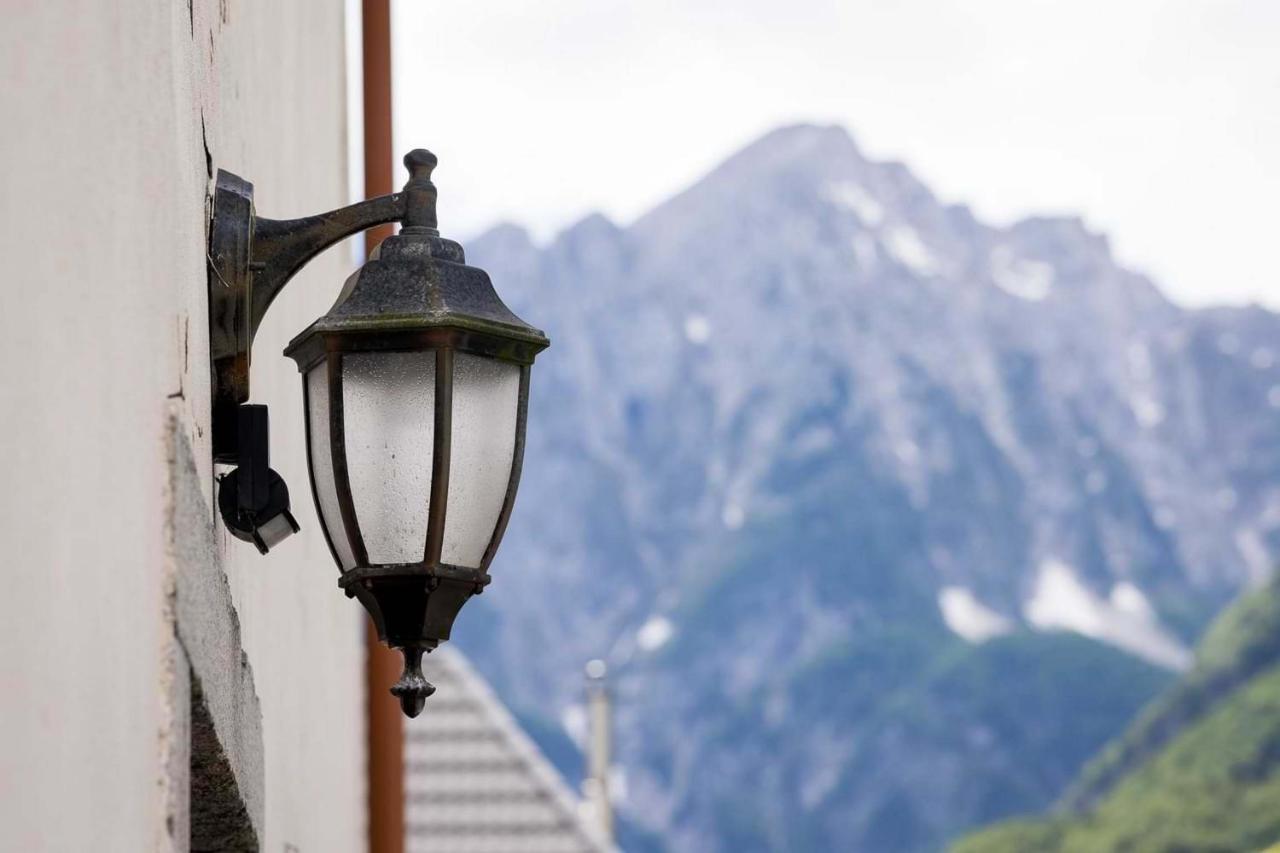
left=442, top=353, right=521, bottom=568
left=343, top=351, right=436, bottom=564
left=307, top=365, right=356, bottom=570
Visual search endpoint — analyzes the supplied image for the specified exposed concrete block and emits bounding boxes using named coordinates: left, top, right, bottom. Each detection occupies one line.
left=162, top=639, right=192, bottom=853
left=167, top=416, right=265, bottom=844
left=191, top=675, right=259, bottom=852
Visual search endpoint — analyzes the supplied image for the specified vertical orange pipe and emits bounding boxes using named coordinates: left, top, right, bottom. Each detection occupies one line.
left=363, top=0, right=397, bottom=253
left=362, top=2, right=403, bottom=852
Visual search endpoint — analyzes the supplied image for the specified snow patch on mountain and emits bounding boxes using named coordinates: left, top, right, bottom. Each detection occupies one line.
left=824, top=180, right=884, bottom=226
left=684, top=313, right=711, bottom=344
left=1109, top=581, right=1155, bottom=619
left=1235, top=528, right=1273, bottom=583
left=721, top=502, right=745, bottom=530
left=990, top=246, right=1053, bottom=301
left=637, top=615, right=676, bottom=652
left=938, top=587, right=1014, bottom=643
left=1131, top=396, right=1165, bottom=428
left=883, top=225, right=938, bottom=275
left=1025, top=560, right=1191, bottom=670
left=1125, top=343, right=1165, bottom=427
left=561, top=703, right=587, bottom=747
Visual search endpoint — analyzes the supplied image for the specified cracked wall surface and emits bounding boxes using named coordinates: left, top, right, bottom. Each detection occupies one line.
left=0, top=2, right=365, bottom=851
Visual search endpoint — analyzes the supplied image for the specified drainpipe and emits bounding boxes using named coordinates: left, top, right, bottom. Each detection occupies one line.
left=584, top=659, right=614, bottom=845
left=362, top=1, right=403, bottom=852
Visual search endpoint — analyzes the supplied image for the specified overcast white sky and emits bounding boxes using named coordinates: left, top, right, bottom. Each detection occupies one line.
left=390, top=0, right=1280, bottom=308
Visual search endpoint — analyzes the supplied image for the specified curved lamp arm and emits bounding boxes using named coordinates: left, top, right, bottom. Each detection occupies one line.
left=209, top=150, right=439, bottom=461
left=249, top=192, right=407, bottom=342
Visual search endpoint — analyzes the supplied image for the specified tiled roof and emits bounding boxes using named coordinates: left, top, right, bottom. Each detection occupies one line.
left=405, top=648, right=612, bottom=853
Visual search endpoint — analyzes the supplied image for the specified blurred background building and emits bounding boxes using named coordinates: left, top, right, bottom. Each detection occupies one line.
left=407, top=650, right=611, bottom=853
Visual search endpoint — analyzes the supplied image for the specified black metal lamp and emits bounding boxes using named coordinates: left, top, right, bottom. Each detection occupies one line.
left=208, top=150, right=548, bottom=716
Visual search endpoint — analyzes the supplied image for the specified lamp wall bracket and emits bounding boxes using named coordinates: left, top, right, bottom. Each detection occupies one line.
left=208, top=150, right=440, bottom=462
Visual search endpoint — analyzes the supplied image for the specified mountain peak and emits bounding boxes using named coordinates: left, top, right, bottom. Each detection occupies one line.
left=632, top=123, right=872, bottom=242
left=732, top=122, right=863, bottom=165
left=561, top=211, right=620, bottom=240
left=692, top=122, right=867, bottom=192
left=472, top=221, right=533, bottom=250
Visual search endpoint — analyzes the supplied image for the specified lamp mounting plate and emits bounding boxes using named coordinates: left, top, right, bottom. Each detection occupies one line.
left=207, top=169, right=410, bottom=462
left=208, top=171, right=255, bottom=460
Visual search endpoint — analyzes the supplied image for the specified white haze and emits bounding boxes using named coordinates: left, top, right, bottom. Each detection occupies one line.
left=390, top=0, right=1280, bottom=308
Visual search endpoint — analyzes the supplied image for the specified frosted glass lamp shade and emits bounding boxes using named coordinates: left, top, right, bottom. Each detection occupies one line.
left=301, top=347, right=529, bottom=579
left=443, top=354, right=521, bottom=567
left=342, top=351, right=437, bottom=565
left=282, top=201, right=547, bottom=717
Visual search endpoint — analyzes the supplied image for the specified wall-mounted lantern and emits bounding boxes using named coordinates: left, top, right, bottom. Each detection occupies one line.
left=207, top=150, right=549, bottom=716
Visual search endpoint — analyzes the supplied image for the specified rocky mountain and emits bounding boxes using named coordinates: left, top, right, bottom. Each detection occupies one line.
left=449, top=124, right=1280, bottom=851
left=955, top=576, right=1280, bottom=852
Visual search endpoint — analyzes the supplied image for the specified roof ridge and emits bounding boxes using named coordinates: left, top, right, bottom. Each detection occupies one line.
left=405, top=647, right=615, bottom=852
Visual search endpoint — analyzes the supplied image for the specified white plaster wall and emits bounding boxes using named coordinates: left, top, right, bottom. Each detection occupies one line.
left=0, top=2, right=365, bottom=850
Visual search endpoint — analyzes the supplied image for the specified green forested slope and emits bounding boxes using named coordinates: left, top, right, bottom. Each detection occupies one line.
left=954, top=577, right=1280, bottom=853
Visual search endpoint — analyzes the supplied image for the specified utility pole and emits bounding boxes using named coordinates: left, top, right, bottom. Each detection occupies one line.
left=583, top=659, right=614, bottom=845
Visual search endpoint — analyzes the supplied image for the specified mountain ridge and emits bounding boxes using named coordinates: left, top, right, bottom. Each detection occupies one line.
left=954, top=577, right=1280, bottom=852
left=454, top=122, right=1280, bottom=850
left=1059, top=572, right=1280, bottom=812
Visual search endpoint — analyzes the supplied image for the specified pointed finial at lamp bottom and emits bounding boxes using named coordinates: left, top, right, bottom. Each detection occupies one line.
left=390, top=646, right=436, bottom=718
